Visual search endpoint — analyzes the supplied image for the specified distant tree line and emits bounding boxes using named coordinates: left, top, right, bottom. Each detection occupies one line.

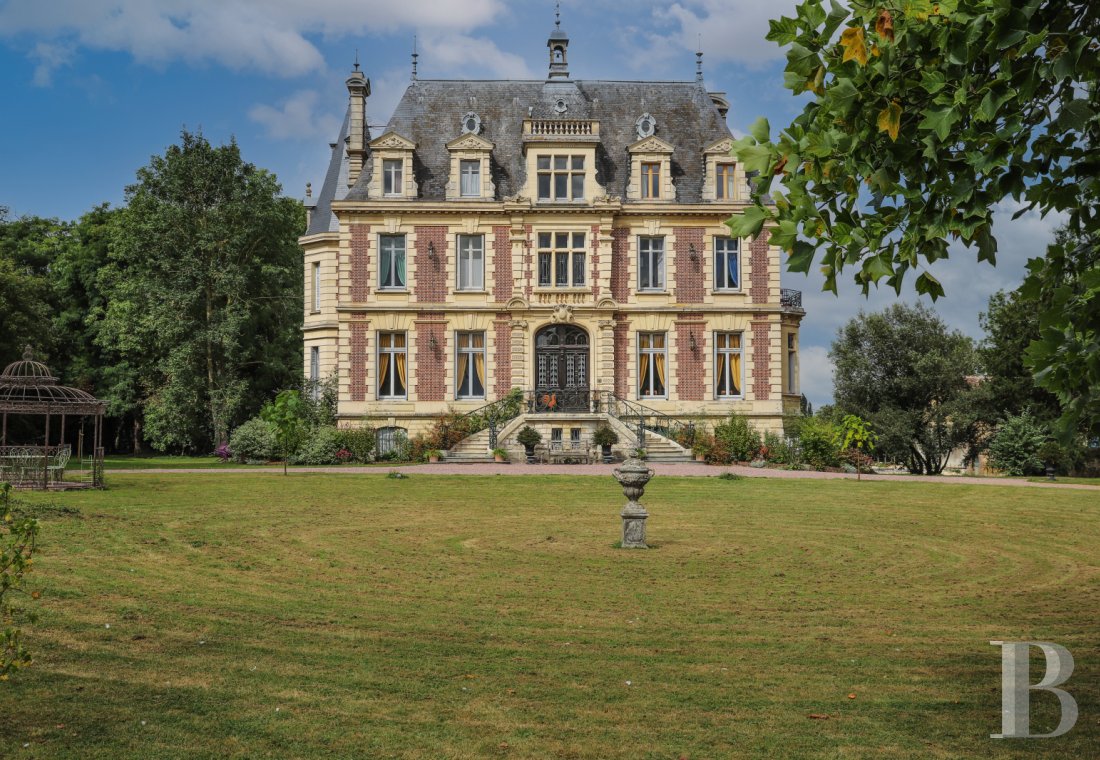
left=0, top=130, right=304, bottom=454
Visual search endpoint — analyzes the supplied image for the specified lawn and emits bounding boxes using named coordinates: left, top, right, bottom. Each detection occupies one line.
left=2, top=474, right=1098, bottom=759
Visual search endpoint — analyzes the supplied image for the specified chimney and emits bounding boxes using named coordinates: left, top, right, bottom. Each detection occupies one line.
left=346, top=60, right=370, bottom=187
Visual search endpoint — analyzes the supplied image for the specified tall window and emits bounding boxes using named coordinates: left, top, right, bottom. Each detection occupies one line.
left=383, top=159, right=402, bottom=196
left=715, top=332, right=743, bottom=398
left=460, top=159, right=480, bottom=197
left=379, top=235, right=406, bottom=289
left=641, top=162, right=660, bottom=199
left=714, top=237, right=740, bottom=290
left=638, top=236, right=665, bottom=291
left=537, top=232, right=586, bottom=287
left=638, top=332, right=667, bottom=399
left=456, top=331, right=486, bottom=399
left=716, top=163, right=736, bottom=200
left=309, top=346, right=320, bottom=400
left=787, top=333, right=797, bottom=393
left=377, top=332, right=407, bottom=399
left=457, top=234, right=485, bottom=291
left=311, top=262, right=321, bottom=312
left=537, top=155, right=585, bottom=201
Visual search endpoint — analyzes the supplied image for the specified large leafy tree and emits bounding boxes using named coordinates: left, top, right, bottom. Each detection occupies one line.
left=730, top=0, right=1099, bottom=435
left=831, top=303, right=979, bottom=474
left=99, top=130, right=304, bottom=452
left=0, top=207, right=67, bottom=366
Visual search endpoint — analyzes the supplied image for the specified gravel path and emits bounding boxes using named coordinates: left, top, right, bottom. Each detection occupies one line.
left=108, top=462, right=1100, bottom=490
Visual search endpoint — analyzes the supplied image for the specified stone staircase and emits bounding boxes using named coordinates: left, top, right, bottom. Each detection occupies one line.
left=445, top=428, right=496, bottom=463
left=636, top=432, right=692, bottom=462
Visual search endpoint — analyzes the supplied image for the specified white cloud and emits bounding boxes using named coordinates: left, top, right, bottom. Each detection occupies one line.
left=647, top=0, right=800, bottom=67
left=797, top=344, right=833, bottom=410
left=30, top=40, right=73, bottom=86
left=249, top=90, right=342, bottom=141
left=416, top=31, right=534, bottom=80
left=0, top=0, right=508, bottom=79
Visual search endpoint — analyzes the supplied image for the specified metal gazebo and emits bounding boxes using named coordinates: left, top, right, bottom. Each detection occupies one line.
left=0, top=347, right=106, bottom=490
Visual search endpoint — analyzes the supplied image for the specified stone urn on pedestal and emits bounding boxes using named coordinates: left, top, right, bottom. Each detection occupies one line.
left=613, top=457, right=653, bottom=549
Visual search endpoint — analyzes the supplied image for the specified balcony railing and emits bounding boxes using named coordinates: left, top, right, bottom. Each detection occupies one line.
left=780, top=288, right=805, bottom=313
left=522, top=119, right=600, bottom=142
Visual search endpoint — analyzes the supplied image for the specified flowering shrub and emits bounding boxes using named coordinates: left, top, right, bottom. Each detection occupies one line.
left=214, top=442, right=232, bottom=463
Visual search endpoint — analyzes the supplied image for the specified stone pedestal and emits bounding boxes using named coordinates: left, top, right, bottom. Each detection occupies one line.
left=613, top=458, right=653, bottom=549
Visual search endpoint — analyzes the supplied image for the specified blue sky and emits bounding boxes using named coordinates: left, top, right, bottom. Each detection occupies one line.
left=0, top=0, right=1062, bottom=408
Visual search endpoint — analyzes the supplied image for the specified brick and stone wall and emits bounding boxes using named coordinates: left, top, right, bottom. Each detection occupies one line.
left=675, top=320, right=705, bottom=401
left=494, top=315, right=512, bottom=398
left=349, top=321, right=369, bottom=401
left=611, top=228, right=630, bottom=302
left=750, top=229, right=771, bottom=304
left=673, top=227, right=705, bottom=303
left=349, top=225, right=371, bottom=302
left=414, top=318, right=446, bottom=402
left=414, top=226, right=448, bottom=303
left=590, top=224, right=602, bottom=298
left=492, top=226, right=512, bottom=301
left=751, top=317, right=771, bottom=401
left=613, top=317, right=630, bottom=398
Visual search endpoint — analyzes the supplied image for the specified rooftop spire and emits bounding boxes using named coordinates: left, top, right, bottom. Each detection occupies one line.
left=411, top=35, right=419, bottom=81
left=696, top=39, right=704, bottom=83
left=354, top=48, right=360, bottom=72
left=555, top=1, right=561, bottom=29
left=547, top=2, right=570, bottom=80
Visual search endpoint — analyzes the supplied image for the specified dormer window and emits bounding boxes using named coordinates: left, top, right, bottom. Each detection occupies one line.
left=445, top=132, right=495, bottom=200
left=460, top=160, right=480, bottom=197
left=716, top=163, right=736, bottom=200
left=383, top=160, right=402, bottom=196
left=537, top=155, right=585, bottom=201
left=641, top=162, right=660, bottom=199
left=627, top=136, right=675, bottom=202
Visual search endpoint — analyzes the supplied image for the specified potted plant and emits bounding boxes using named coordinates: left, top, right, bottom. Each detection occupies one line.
left=516, top=426, right=542, bottom=463
left=492, top=447, right=509, bottom=463
left=634, top=447, right=647, bottom=460
left=426, top=449, right=443, bottom=464
left=592, top=424, right=619, bottom=463
left=692, top=432, right=714, bottom=463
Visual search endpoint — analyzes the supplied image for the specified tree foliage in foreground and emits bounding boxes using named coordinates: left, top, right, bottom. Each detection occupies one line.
left=831, top=303, right=978, bottom=474
left=730, top=0, right=1099, bottom=436
left=99, top=130, right=304, bottom=452
left=1, top=483, right=39, bottom=681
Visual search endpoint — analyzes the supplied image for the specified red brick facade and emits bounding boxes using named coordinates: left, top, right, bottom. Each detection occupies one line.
left=414, top=226, right=448, bottom=303
left=750, top=229, right=771, bottom=304
left=349, top=225, right=371, bottom=302
left=349, top=321, right=369, bottom=401
left=613, top=317, right=631, bottom=398
left=611, top=228, right=630, bottom=302
left=492, top=226, right=512, bottom=301
left=494, top=315, right=512, bottom=398
left=751, top=317, right=771, bottom=400
left=673, top=227, right=705, bottom=303
left=675, top=320, right=705, bottom=401
left=414, top=318, right=447, bottom=402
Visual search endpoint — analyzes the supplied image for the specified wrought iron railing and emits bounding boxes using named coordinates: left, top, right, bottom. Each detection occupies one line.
left=780, top=288, right=804, bottom=312
left=525, top=388, right=601, bottom=415
left=444, top=388, right=526, bottom=449
left=601, top=393, right=695, bottom=448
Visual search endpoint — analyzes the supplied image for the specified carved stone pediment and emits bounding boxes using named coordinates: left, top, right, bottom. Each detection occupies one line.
left=627, top=136, right=674, bottom=154
left=369, top=132, right=416, bottom=150
left=703, top=138, right=734, bottom=155
left=446, top=133, right=495, bottom=151
left=550, top=304, right=575, bottom=324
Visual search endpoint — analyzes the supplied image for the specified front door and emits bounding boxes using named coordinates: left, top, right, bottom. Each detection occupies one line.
left=534, top=325, right=590, bottom=412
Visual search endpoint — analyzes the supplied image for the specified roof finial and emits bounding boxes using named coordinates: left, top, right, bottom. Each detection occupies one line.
left=22, top=345, right=33, bottom=361
left=353, top=48, right=360, bottom=72
left=555, top=1, right=561, bottom=29
left=411, top=35, right=419, bottom=81
left=696, top=37, right=704, bottom=83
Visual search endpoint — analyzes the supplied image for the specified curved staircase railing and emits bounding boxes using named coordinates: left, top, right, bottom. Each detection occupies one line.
left=600, top=393, right=696, bottom=448
left=443, top=388, right=526, bottom=450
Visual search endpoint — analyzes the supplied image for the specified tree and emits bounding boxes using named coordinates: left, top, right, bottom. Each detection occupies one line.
left=261, top=390, right=307, bottom=475
left=729, top=0, right=1100, bottom=435
left=1, top=483, right=39, bottom=681
left=838, top=414, right=877, bottom=480
left=0, top=207, right=66, bottom=366
left=99, top=130, right=304, bottom=452
left=987, top=410, right=1048, bottom=475
left=831, top=303, right=977, bottom=474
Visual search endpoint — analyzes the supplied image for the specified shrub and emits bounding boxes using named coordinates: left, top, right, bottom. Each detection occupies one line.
left=517, top=426, right=542, bottom=448
left=799, top=417, right=841, bottom=469
left=988, top=412, right=1048, bottom=476
left=292, top=426, right=344, bottom=465
left=334, top=427, right=375, bottom=463
left=593, top=425, right=619, bottom=447
left=762, top=431, right=794, bottom=464
left=712, top=413, right=762, bottom=463
left=229, top=417, right=276, bottom=463
left=692, top=431, right=715, bottom=459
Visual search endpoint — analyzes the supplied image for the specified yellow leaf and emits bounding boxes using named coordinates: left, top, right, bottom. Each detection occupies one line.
left=876, top=100, right=902, bottom=141
left=840, top=27, right=869, bottom=65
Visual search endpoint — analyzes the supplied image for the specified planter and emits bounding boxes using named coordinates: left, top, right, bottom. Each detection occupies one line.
left=524, top=444, right=537, bottom=464
left=428, top=455, right=440, bottom=464
left=494, top=454, right=506, bottom=463
left=695, top=453, right=706, bottom=463
left=601, top=444, right=613, bottom=464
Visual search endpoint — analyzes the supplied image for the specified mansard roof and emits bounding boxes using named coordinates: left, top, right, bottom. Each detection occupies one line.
left=304, top=109, right=351, bottom=236
left=343, top=78, right=732, bottom=205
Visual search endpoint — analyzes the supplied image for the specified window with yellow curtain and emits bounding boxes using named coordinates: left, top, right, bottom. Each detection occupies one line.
left=638, top=332, right=667, bottom=399
left=378, top=332, right=407, bottom=398
left=715, top=332, right=742, bottom=398
left=456, top=331, right=486, bottom=399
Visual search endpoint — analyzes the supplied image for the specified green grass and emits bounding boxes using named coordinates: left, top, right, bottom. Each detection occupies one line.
left=3, top=474, right=1098, bottom=758
left=85, top=455, right=412, bottom=471
left=1026, top=476, right=1100, bottom=486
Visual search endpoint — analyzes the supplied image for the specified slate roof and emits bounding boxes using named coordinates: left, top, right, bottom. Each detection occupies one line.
left=304, top=109, right=352, bottom=236
left=342, top=78, right=732, bottom=205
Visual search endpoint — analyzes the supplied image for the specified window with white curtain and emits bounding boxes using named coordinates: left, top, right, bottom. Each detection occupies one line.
left=457, top=234, right=484, bottom=291
left=460, top=160, right=480, bottom=197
